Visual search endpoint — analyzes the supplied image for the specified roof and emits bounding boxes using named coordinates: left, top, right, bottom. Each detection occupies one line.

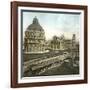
left=27, top=17, right=44, bottom=32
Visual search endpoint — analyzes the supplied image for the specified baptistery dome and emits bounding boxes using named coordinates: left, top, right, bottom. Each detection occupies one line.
left=27, top=16, right=44, bottom=31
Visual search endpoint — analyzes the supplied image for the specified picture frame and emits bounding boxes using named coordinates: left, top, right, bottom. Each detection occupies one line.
left=11, top=1, right=88, bottom=88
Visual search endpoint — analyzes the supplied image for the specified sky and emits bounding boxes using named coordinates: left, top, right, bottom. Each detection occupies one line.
left=22, top=11, right=81, bottom=41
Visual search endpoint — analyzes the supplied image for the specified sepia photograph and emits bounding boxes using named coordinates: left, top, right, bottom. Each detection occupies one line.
left=22, top=10, right=80, bottom=77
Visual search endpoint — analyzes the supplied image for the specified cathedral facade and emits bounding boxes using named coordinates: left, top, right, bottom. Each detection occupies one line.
left=24, top=17, right=46, bottom=53
left=47, top=34, right=76, bottom=51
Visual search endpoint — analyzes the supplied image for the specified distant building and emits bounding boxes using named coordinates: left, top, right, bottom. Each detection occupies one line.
left=64, top=39, right=72, bottom=50
left=48, top=35, right=65, bottom=50
left=61, top=34, right=76, bottom=50
left=50, top=36, right=60, bottom=50
left=24, top=17, right=46, bottom=53
left=48, top=34, right=76, bottom=51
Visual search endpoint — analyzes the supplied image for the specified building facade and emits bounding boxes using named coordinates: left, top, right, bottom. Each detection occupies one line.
left=48, top=35, right=76, bottom=51
left=49, top=35, right=65, bottom=50
left=24, top=17, right=46, bottom=53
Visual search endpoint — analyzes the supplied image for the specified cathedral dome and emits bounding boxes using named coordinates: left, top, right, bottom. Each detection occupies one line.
left=27, top=16, right=44, bottom=31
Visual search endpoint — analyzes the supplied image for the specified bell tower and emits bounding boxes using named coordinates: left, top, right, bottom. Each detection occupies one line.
left=72, top=34, right=76, bottom=49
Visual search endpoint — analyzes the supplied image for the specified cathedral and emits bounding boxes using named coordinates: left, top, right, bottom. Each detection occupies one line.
left=24, top=17, right=46, bottom=53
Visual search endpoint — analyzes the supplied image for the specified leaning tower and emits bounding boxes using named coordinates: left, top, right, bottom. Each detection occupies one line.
left=72, top=34, right=76, bottom=49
